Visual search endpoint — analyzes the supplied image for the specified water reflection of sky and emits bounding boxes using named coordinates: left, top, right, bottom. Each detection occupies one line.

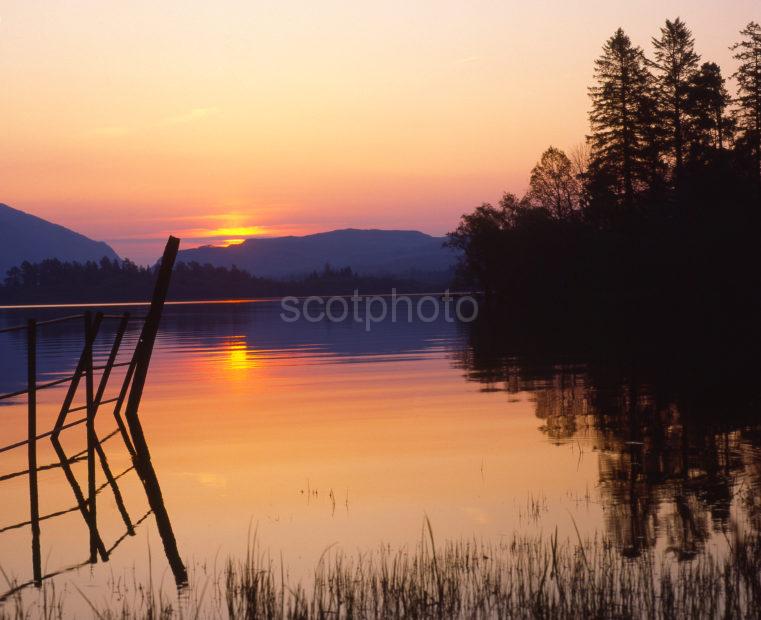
left=0, top=300, right=760, bottom=608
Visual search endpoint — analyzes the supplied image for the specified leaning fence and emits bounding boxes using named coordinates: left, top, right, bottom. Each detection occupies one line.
left=0, top=236, right=186, bottom=599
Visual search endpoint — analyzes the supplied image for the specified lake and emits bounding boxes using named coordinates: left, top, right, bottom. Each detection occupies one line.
left=1, top=299, right=760, bottom=615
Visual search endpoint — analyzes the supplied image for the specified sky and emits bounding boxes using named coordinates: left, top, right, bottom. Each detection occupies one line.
left=1, top=0, right=758, bottom=262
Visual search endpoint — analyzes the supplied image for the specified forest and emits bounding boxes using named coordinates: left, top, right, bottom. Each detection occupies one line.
left=448, top=20, right=761, bottom=324
left=0, top=258, right=430, bottom=304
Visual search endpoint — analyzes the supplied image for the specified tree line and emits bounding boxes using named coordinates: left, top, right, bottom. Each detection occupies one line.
left=0, top=257, right=432, bottom=304
left=449, top=20, right=761, bottom=322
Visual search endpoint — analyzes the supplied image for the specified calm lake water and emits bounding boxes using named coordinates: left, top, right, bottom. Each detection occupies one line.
left=1, top=299, right=760, bottom=612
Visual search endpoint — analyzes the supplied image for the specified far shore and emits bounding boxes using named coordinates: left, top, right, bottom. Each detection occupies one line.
left=0, top=291, right=481, bottom=312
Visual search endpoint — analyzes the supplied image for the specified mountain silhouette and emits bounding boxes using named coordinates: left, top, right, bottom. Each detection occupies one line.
left=0, top=203, right=120, bottom=276
left=176, top=229, right=458, bottom=278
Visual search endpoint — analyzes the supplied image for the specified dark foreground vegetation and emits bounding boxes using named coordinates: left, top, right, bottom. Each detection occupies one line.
left=449, top=20, right=761, bottom=321
left=0, top=259, right=438, bottom=305
left=3, top=528, right=761, bottom=619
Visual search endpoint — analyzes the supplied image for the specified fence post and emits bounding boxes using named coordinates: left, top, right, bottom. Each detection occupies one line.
left=27, top=319, right=41, bottom=587
left=49, top=314, right=109, bottom=562
left=122, top=236, right=188, bottom=585
left=85, top=312, right=98, bottom=563
left=93, top=312, right=135, bottom=534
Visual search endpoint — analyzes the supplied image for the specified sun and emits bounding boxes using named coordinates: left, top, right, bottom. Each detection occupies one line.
left=209, top=226, right=267, bottom=238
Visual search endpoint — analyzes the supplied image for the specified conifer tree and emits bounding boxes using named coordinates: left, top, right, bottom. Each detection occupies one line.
left=732, top=22, right=761, bottom=187
left=686, top=62, right=733, bottom=156
left=588, top=29, right=656, bottom=210
left=650, top=18, right=700, bottom=183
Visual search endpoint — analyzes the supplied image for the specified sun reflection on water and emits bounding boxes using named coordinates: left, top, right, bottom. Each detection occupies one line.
left=225, top=338, right=261, bottom=371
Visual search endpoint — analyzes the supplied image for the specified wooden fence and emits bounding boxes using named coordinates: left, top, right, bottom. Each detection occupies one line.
left=0, top=237, right=187, bottom=599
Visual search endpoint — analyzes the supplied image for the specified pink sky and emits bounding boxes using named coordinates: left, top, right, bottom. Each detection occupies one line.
left=1, top=1, right=757, bottom=262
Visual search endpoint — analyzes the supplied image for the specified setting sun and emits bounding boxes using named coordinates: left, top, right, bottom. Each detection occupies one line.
left=208, top=227, right=268, bottom=238
left=1, top=0, right=752, bottom=263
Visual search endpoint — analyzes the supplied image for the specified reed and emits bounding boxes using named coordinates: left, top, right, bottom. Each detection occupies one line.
left=4, top=528, right=761, bottom=619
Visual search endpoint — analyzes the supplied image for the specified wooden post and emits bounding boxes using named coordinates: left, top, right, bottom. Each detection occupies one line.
left=110, top=345, right=138, bottom=457
left=85, top=312, right=97, bottom=563
left=122, top=236, right=188, bottom=585
left=94, top=312, right=130, bottom=405
left=52, top=313, right=104, bottom=434
left=93, top=313, right=134, bottom=534
left=27, top=319, right=41, bottom=587
left=49, top=312, right=109, bottom=561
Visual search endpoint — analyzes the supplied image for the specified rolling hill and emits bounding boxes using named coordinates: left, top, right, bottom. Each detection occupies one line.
left=175, top=229, right=458, bottom=279
left=0, top=203, right=120, bottom=276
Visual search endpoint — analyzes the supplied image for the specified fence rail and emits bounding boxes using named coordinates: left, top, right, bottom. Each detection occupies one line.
left=0, top=236, right=186, bottom=600
left=0, top=313, right=146, bottom=335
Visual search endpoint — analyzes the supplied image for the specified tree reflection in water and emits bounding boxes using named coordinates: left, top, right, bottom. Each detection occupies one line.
left=454, top=308, right=761, bottom=559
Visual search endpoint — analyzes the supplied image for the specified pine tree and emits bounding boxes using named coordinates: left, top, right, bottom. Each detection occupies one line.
left=732, top=22, right=761, bottom=187
left=588, top=28, right=657, bottom=210
left=686, top=62, right=733, bottom=157
left=650, top=18, right=700, bottom=183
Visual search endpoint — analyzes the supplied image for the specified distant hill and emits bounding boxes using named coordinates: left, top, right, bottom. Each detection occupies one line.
left=176, top=229, right=458, bottom=279
left=0, top=203, right=120, bottom=276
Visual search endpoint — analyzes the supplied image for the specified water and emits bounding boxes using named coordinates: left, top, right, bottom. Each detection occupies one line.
left=0, top=300, right=759, bottom=612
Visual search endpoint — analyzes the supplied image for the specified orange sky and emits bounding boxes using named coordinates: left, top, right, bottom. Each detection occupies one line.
left=1, top=1, right=756, bottom=262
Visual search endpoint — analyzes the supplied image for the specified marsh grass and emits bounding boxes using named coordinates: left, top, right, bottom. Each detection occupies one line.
left=4, top=525, right=761, bottom=619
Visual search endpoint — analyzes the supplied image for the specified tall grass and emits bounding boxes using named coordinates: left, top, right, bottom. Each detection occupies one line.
left=4, top=527, right=761, bottom=618
left=224, top=531, right=761, bottom=619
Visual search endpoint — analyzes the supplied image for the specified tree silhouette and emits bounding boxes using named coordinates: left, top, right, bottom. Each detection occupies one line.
left=446, top=200, right=513, bottom=297
left=588, top=28, right=655, bottom=211
left=0, top=258, right=434, bottom=304
left=526, top=147, right=580, bottom=219
left=650, top=18, right=700, bottom=186
left=732, top=22, right=761, bottom=190
left=449, top=19, right=761, bottom=319
left=686, top=62, right=734, bottom=156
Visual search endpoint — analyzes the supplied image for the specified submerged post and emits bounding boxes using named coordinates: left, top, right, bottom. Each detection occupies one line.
left=122, top=236, right=188, bottom=585
left=27, top=319, right=41, bottom=587
left=84, top=312, right=98, bottom=563
left=49, top=314, right=109, bottom=562
left=93, top=312, right=135, bottom=535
